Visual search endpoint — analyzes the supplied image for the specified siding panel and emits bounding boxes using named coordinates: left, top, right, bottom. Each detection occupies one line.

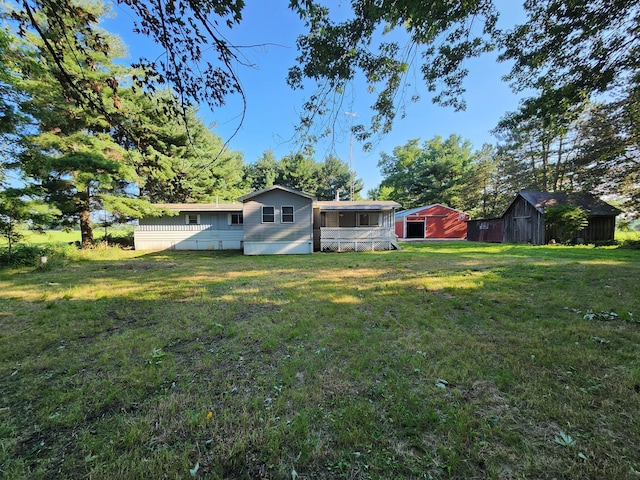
left=242, top=189, right=314, bottom=254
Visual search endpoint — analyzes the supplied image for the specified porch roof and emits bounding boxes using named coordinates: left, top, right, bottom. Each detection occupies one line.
left=315, top=200, right=401, bottom=211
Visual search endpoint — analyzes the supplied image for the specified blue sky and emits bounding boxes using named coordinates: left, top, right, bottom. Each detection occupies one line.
left=105, top=1, right=528, bottom=194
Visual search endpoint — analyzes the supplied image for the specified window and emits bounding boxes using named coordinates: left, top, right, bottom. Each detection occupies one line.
left=186, top=214, right=200, bottom=225
left=229, top=213, right=243, bottom=225
left=262, top=206, right=275, bottom=223
left=358, top=212, right=379, bottom=226
left=281, top=206, right=294, bottom=223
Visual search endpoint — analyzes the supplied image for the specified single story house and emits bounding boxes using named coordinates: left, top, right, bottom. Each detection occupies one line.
left=467, top=191, right=621, bottom=244
left=134, top=185, right=401, bottom=254
left=394, top=204, right=469, bottom=239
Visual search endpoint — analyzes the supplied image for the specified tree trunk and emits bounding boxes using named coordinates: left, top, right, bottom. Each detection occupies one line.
left=79, top=205, right=94, bottom=249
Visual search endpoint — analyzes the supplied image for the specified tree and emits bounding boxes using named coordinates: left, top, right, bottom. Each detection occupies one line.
left=288, top=0, right=638, bottom=151
left=457, top=144, right=507, bottom=218
left=314, top=154, right=360, bottom=201
left=572, top=89, right=640, bottom=218
left=543, top=204, right=588, bottom=244
left=123, top=95, right=245, bottom=203
left=493, top=105, right=584, bottom=194
left=6, top=0, right=247, bottom=139
left=499, top=0, right=639, bottom=120
left=8, top=0, right=639, bottom=158
left=377, top=135, right=475, bottom=209
left=0, top=187, right=54, bottom=262
left=243, top=151, right=362, bottom=200
left=10, top=6, right=150, bottom=248
left=243, top=151, right=280, bottom=191
left=288, top=0, right=498, bottom=149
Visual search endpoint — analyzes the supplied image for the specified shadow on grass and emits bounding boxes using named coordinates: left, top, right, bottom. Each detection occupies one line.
left=1, top=243, right=639, bottom=479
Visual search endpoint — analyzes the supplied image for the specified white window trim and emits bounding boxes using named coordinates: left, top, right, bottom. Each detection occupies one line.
left=262, top=206, right=275, bottom=223
left=281, top=205, right=295, bottom=223
left=228, top=212, right=243, bottom=225
left=357, top=212, right=380, bottom=227
left=185, top=214, right=201, bottom=225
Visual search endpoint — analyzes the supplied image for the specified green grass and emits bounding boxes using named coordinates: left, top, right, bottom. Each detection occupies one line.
left=1, top=242, right=639, bottom=479
left=0, top=227, right=134, bottom=246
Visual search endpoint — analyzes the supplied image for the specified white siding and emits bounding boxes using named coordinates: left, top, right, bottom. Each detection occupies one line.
left=134, top=228, right=243, bottom=251
left=134, top=210, right=243, bottom=250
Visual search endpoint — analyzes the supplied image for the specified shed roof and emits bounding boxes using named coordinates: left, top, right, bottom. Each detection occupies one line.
left=395, top=203, right=464, bottom=218
left=152, top=203, right=242, bottom=212
left=238, top=185, right=316, bottom=202
left=315, top=200, right=401, bottom=211
left=513, top=191, right=621, bottom=217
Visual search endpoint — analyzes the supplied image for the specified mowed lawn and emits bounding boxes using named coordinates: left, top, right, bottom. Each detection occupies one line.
left=1, top=242, right=639, bottom=479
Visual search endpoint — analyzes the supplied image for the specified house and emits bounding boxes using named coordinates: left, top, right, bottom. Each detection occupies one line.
left=466, top=191, right=621, bottom=244
left=134, top=203, right=244, bottom=250
left=394, top=204, right=469, bottom=239
left=134, top=185, right=401, bottom=254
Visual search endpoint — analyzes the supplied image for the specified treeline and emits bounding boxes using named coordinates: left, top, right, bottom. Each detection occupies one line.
left=0, top=6, right=359, bottom=249
left=2, top=0, right=639, bottom=252
left=371, top=94, right=639, bottom=219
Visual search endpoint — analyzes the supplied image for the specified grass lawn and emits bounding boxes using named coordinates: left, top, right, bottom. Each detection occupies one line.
left=0, top=227, right=135, bottom=247
left=1, top=242, right=639, bottom=479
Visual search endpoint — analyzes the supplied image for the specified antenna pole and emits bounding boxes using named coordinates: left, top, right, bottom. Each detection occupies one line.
left=344, top=112, right=357, bottom=201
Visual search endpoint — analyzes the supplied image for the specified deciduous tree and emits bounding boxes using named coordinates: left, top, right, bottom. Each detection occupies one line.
left=377, top=135, right=474, bottom=209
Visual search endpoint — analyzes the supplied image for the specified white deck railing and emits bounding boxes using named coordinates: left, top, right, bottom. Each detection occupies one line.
left=320, top=227, right=395, bottom=240
left=320, top=227, right=398, bottom=252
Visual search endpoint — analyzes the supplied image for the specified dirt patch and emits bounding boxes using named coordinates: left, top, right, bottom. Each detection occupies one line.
left=461, top=379, right=511, bottom=419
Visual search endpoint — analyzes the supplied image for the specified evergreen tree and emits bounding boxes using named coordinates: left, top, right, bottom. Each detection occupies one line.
left=11, top=3, right=149, bottom=247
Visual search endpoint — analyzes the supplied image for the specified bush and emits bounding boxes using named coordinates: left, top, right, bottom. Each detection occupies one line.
left=0, top=244, right=55, bottom=268
left=544, top=205, right=589, bottom=244
left=101, top=231, right=134, bottom=248
left=594, top=240, right=619, bottom=247
left=620, top=239, right=640, bottom=250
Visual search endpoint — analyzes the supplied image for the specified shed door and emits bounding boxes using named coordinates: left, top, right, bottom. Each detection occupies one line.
left=513, top=217, right=532, bottom=243
left=406, top=221, right=425, bottom=238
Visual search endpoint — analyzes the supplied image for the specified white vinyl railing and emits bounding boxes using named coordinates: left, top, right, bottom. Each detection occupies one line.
left=320, top=227, right=396, bottom=240
left=319, top=227, right=398, bottom=252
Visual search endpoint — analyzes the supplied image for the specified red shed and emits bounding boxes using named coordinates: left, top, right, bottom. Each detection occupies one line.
left=395, top=204, right=469, bottom=239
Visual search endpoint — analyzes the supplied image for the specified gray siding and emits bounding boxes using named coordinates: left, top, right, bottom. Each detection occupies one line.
left=503, top=196, right=545, bottom=245
left=243, top=190, right=313, bottom=244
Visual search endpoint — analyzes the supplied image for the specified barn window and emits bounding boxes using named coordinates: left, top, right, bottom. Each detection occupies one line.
left=281, top=206, right=294, bottom=223
left=229, top=213, right=243, bottom=225
left=185, top=214, right=200, bottom=225
left=262, top=206, right=275, bottom=223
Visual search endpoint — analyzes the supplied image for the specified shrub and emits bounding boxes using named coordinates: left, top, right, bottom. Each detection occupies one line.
left=101, top=231, right=134, bottom=248
left=0, top=244, right=53, bottom=268
left=594, top=239, right=619, bottom=247
left=620, top=239, right=640, bottom=250
left=544, top=205, right=589, bottom=244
